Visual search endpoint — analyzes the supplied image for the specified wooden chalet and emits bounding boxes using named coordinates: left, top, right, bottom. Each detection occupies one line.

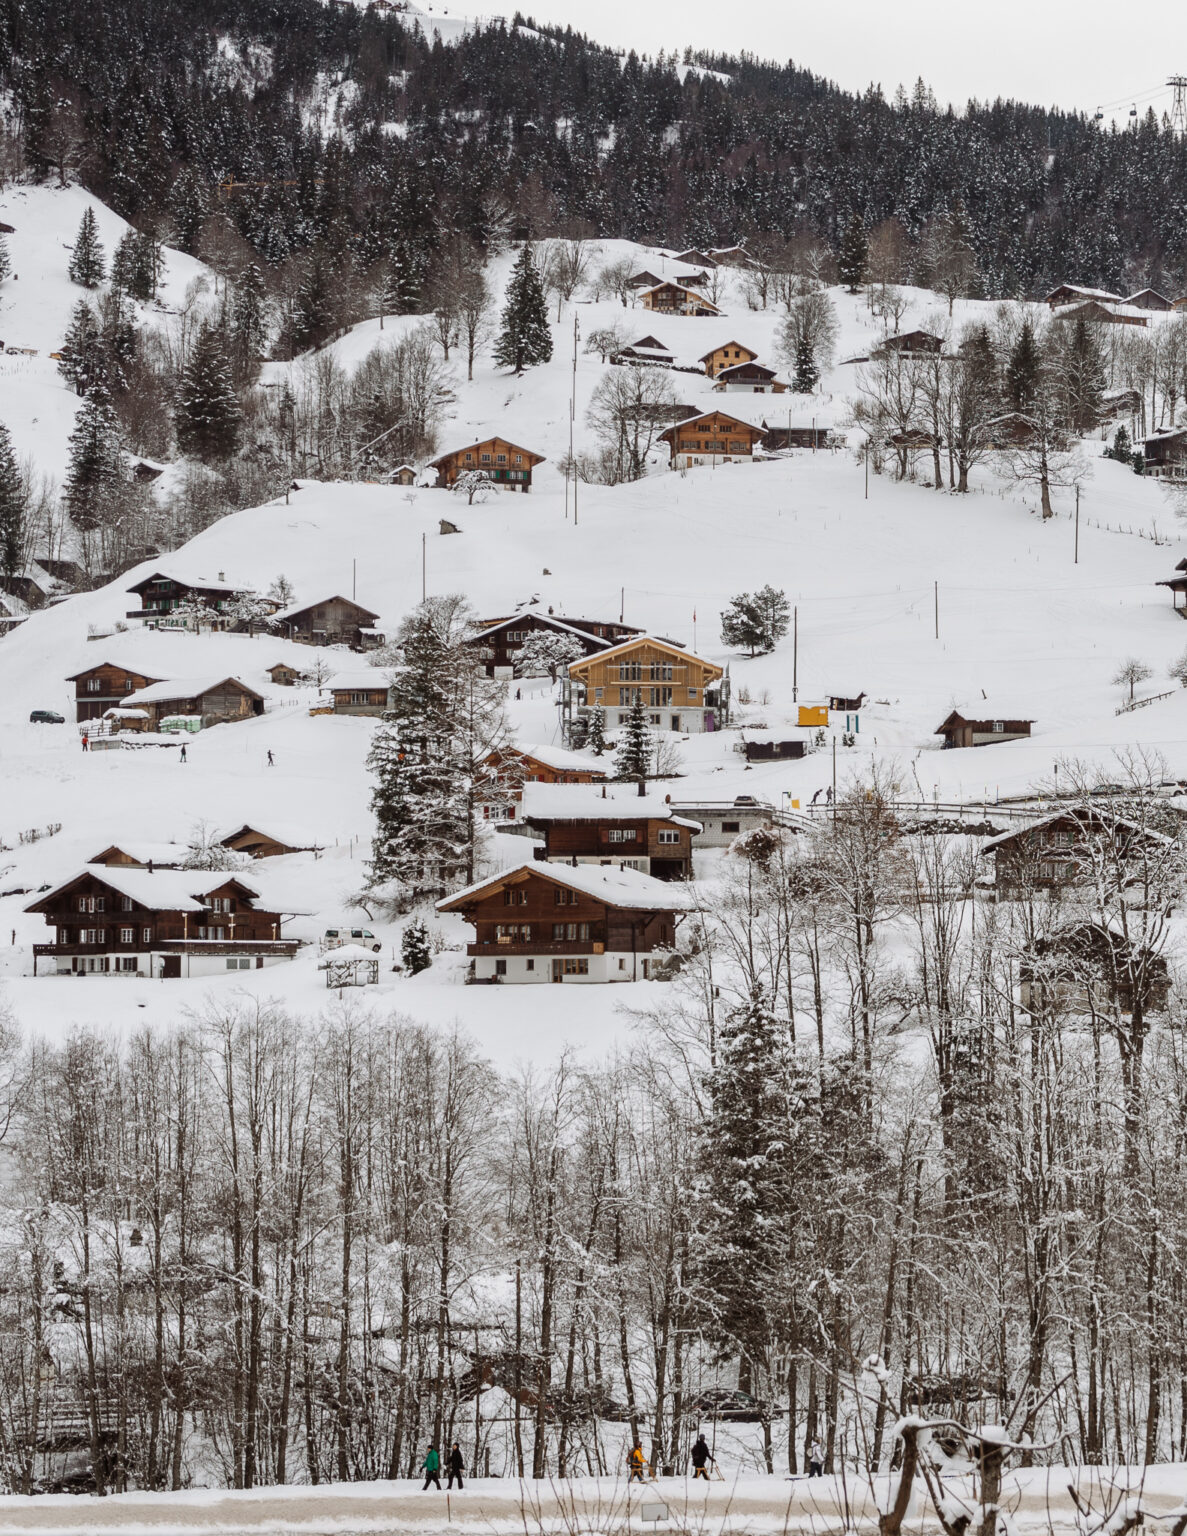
left=713, top=361, right=786, bottom=393
left=618, top=335, right=675, bottom=365
left=657, top=409, right=765, bottom=470
left=122, top=676, right=265, bottom=730
left=628, top=269, right=667, bottom=289
left=478, top=743, right=610, bottom=822
left=761, top=422, right=832, bottom=450
left=1018, top=922, right=1169, bottom=1016
left=672, top=249, right=719, bottom=268
left=88, top=843, right=185, bottom=869
left=699, top=342, right=758, bottom=378
left=67, top=660, right=163, bottom=724
left=26, top=867, right=299, bottom=977
left=877, top=330, right=945, bottom=357
left=984, top=412, right=1038, bottom=448
left=429, top=437, right=545, bottom=493
left=1052, top=299, right=1147, bottom=328
left=220, top=824, right=322, bottom=858
left=640, top=282, right=720, bottom=317
left=272, top=595, right=381, bottom=649
left=567, top=635, right=728, bottom=735
left=668, top=796, right=777, bottom=848
left=1174, top=296, right=1187, bottom=312
left=1045, top=284, right=1123, bottom=308
left=437, top=860, right=694, bottom=984
left=520, top=784, right=701, bottom=880
left=1145, top=428, right=1187, bottom=481
left=829, top=690, right=867, bottom=712
left=267, top=661, right=302, bottom=686
left=1125, top=289, right=1174, bottom=311
left=742, top=733, right=808, bottom=762
left=465, top=610, right=638, bottom=677
left=125, top=570, right=245, bottom=629
left=388, top=464, right=418, bottom=485
left=327, top=670, right=391, bottom=716
left=936, top=708, right=1033, bottom=749
left=980, top=806, right=1169, bottom=898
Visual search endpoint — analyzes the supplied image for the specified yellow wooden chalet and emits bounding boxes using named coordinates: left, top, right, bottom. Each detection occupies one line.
left=566, top=636, right=729, bottom=736
left=657, top=409, right=765, bottom=470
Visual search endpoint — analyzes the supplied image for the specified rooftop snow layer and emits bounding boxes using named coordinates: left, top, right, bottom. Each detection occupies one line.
left=438, top=858, right=698, bottom=912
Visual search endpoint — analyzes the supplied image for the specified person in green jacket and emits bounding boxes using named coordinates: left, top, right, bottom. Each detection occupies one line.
left=421, top=1444, right=441, bottom=1490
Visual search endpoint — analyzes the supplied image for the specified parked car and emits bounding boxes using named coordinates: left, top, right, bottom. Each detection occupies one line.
left=323, top=926, right=382, bottom=953
left=29, top=709, right=64, bottom=724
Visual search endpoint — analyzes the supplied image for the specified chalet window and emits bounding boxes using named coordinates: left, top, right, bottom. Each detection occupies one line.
left=618, top=662, right=642, bottom=682
left=657, top=829, right=680, bottom=845
left=552, top=923, right=566, bottom=940
left=141, top=927, right=152, bottom=943
left=649, top=714, right=662, bottom=725
left=722, top=821, right=740, bottom=833
left=86, top=679, right=102, bottom=692
left=649, top=688, right=673, bottom=706
left=1040, top=862, right=1055, bottom=879
left=495, top=924, right=531, bottom=943
left=689, top=688, right=698, bottom=700
left=503, top=888, right=527, bottom=906
left=729, top=440, right=746, bottom=454
left=481, top=453, right=491, bottom=463
left=992, top=721, right=1004, bottom=732
left=621, top=688, right=644, bottom=706
left=608, top=829, right=637, bottom=843
left=514, top=454, right=522, bottom=464
left=594, top=688, right=603, bottom=702
left=210, top=927, right=226, bottom=940
left=118, top=958, right=137, bottom=972
left=119, top=927, right=134, bottom=944
left=554, top=888, right=578, bottom=906
left=495, top=959, right=507, bottom=976
left=78, top=895, right=105, bottom=913
left=56, top=928, right=70, bottom=945
left=464, top=451, right=473, bottom=461
left=526, top=958, right=535, bottom=971
left=227, top=957, right=253, bottom=970
left=506, top=631, right=525, bottom=642
left=496, top=454, right=507, bottom=463
left=562, top=958, right=589, bottom=975
left=121, top=896, right=133, bottom=911
left=648, top=664, right=673, bottom=681
left=85, top=928, right=103, bottom=944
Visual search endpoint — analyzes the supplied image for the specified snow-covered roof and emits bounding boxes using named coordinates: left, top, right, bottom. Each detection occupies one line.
left=670, top=798, right=777, bottom=815
left=126, top=568, right=246, bottom=596
left=438, top=859, right=697, bottom=914
left=568, top=634, right=721, bottom=676
left=1046, top=283, right=1123, bottom=303
left=28, top=867, right=261, bottom=914
left=88, top=842, right=187, bottom=867
left=66, top=659, right=163, bottom=681
left=980, top=807, right=1171, bottom=854
left=469, top=612, right=606, bottom=647
left=124, top=675, right=263, bottom=706
left=329, top=669, right=390, bottom=692
left=520, top=784, right=701, bottom=828
left=219, top=822, right=323, bottom=850
left=500, top=742, right=610, bottom=774
left=272, top=595, right=380, bottom=623
left=319, top=943, right=380, bottom=965
left=1053, top=299, right=1149, bottom=322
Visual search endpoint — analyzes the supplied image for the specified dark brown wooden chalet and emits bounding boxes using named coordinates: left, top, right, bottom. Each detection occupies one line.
left=1125, top=289, right=1174, bottom=311
left=1045, top=284, right=1123, bottom=308
left=123, top=676, right=266, bottom=729
left=618, top=336, right=674, bottom=364
left=877, top=330, right=945, bottom=356
left=761, top=422, right=832, bottom=450
left=267, top=662, right=301, bottom=686
left=272, top=596, right=380, bottom=649
left=465, top=611, right=635, bottom=677
left=1052, top=300, right=1147, bottom=328
left=742, top=735, right=807, bottom=762
left=26, top=868, right=298, bottom=977
left=829, top=690, right=867, bottom=711
left=220, top=824, right=322, bottom=858
left=67, top=661, right=163, bottom=723
left=640, top=283, right=720, bottom=317
left=700, top=342, right=758, bottom=378
left=478, top=743, right=609, bottom=821
left=657, top=410, right=765, bottom=469
left=125, top=570, right=244, bottom=628
left=936, top=709, right=1033, bottom=749
left=1146, top=428, right=1187, bottom=481
left=1019, top=922, right=1169, bottom=1016
left=672, top=249, right=719, bottom=268
left=713, top=361, right=786, bottom=393
left=437, top=860, right=694, bottom=983
left=981, top=806, right=1171, bottom=898
left=327, top=670, right=391, bottom=716
left=519, top=785, right=700, bottom=880
left=88, top=843, right=185, bottom=869
left=429, top=437, right=545, bottom=493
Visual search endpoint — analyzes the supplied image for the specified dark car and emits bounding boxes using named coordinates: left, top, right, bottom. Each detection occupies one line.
left=29, top=709, right=64, bottom=724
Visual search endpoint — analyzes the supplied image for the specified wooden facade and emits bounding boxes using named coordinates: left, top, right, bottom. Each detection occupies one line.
left=618, top=336, right=675, bottom=364
left=478, top=744, right=609, bottom=821
left=982, top=809, right=1167, bottom=897
left=657, top=409, right=765, bottom=470
left=267, top=662, right=301, bottom=686
left=713, top=361, right=786, bottom=393
left=26, top=869, right=296, bottom=977
left=220, top=824, right=320, bottom=858
left=273, top=595, right=380, bottom=649
left=640, top=282, right=720, bottom=317
left=699, top=342, right=758, bottom=378
left=437, top=862, right=688, bottom=983
left=761, top=423, right=832, bottom=450
left=1125, top=289, right=1173, bottom=311
left=124, top=677, right=266, bottom=729
left=878, top=330, right=945, bottom=356
left=936, top=710, right=1033, bottom=748
left=328, top=672, right=391, bottom=716
left=466, top=611, right=638, bottom=676
left=1045, top=284, right=1123, bottom=307
left=429, top=437, right=545, bottom=493
left=1018, top=923, right=1169, bottom=1015
left=67, top=661, right=163, bottom=723
left=1053, top=300, right=1147, bottom=328
left=521, top=789, right=698, bottom=879
left=1146, top=429, right=1187, bottom=480
left=567, top=636, right=727, bottom=734
left=125, top=570, right=243, bottom=628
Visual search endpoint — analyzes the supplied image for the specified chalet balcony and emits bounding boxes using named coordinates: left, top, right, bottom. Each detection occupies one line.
left=34, top=939, right=300, bottom=958
left=468, top=940, right=607, bottom=958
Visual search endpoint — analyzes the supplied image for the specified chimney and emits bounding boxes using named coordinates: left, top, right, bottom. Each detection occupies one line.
left=601, top=784, right=606, bottom=798
left=218, top=571, right=225, bottom=583
left=147, top=859, right=153, bottom=874
left=637, top=777, right=645, bottom=797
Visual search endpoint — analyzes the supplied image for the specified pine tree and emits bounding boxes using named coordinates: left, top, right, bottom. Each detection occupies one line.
left=493, top=245, right=552, bottom=374
left=0, top=423, right=25, bottom=580
left=168, top=167, right=209, bottom=256
left=1005, top=318, right=1040, bottom=412
left=586, top=703, right=607, bottom=756
left=837, top=213, right=868, bottom=292
left=229, top=264, right=268, bottom=386
left=721, top=585, right=790, bottom=655
left=793, top=331, right=819, bottom=393
left=68, top=207, right=105, bottom=288
left=1059, top=312, right=1107, bottom=434
left=614, top=699, right=653, bottom=781
left=0, top=234, right=11, bottom=287
left=175, top=322, right=242, bottom=461
left=57, top=301, right=104, bottom=395
left=401, top=918, right=433, bottom=974
left=63, top=386, right=122, bottom=532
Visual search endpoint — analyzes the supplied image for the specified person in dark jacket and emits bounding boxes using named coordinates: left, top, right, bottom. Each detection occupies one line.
left=448, top=1442, right=464, bottom=1489
left=421, top=1444, right=441, bottom=1490
left=690, top=1434, right=715, bottom=1480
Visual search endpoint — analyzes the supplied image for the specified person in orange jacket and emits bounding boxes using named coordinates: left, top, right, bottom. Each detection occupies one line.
left=627, top=1441, right=646, bottom=1482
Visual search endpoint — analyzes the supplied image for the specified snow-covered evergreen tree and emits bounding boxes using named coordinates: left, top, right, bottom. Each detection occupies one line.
left=514, top=630, right=584, bottom=681
left=586, top=703, right=607, bottom=756
left=175, top=322, right=242, bottom=461
left=721, top=586, right=791, bottom=655
left=615, top=699, right=653, bottom=781
left=229, top=264, right=268, bottom=385
left=493, top=245, right=552, bottom=374
left=62, top=385, right=122, bottom=532
left=0, top=234, right=11, bottom=287
left=57, top=301, right=104, bottom=396
left=0, top=423, right=26, bottom=580
left=68, top=207, right=105, bottom=288
left=227, top=591, right=275, bottom=635
left=837, top=213, right=868, bottom=292
left=401, top=917, right=432, bottom=974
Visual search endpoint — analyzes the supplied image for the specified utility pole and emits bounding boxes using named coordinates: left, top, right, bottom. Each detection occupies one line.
left=572, top=312, right=580, bottom=528
left=832, top=736, right=837, bottom=824
left=352, top=557, right=356, bottom=601
left=421, top=532, right=426, bottom=603
left=864, top=441, right=869, bottom=499
left=1075, top=484, right=1080, bottom=564
left=934, top=580, right=939, bottom=640
left=792, top=605, right=798, bottom=702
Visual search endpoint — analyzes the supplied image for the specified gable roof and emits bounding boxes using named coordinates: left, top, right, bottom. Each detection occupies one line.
left=568, top=634, right=723, bottom=680
left=979, top=806, right=1171, bottom=855
left=65, top=660, right=164, bottom=683
left=699, top=341, right=757, bottom=363
left=437, top=859, right=697, bottom=915
left=467, top=611, right=611, bottom=648
left=124, top=676, right=265, bottom=707
left=87, top=843, right=188, bottom=868
left=487, top=741, right=610, bottom=776
left=273, top=595, right=380, bottom=624
left=1045, top=283, right=1123, bottom=304
left=429, top=437, right=546, bottom=469
left=640, top=282, right=720, bottom=310
left=657, top=409, right=767, bottom=442
left=219, top=823, right=323, bottom=852
left=520, top=784, right=701, bottom=827
left=715, top=360, right=777, bottom=379
left=936, top=705, right=1034, bottom=732
left=126, top=569, right=245, bottom=597
left=26, top=867, right=262, bottom=916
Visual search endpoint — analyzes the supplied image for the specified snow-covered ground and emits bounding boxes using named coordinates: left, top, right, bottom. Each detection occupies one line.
left=1, top=194, right=1184, bottom=1061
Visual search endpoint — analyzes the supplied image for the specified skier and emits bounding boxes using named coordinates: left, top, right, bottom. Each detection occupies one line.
left=447, top=1442, right=464, bottom=1490
left=627, top=1441, right=646, bottom=1483
left=807, top=1437, right=824, bottom=1477
left=421, top=1444, right=441, bottom=1490
left=690, top=1434, right=715, bottom=1481
left=267, top=749, right=274, bottom=767
left=179, top=743, right=187, bottom=764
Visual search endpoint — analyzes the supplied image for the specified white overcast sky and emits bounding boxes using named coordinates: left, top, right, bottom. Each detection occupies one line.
left=505, top=0, right=1182, bottom=120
